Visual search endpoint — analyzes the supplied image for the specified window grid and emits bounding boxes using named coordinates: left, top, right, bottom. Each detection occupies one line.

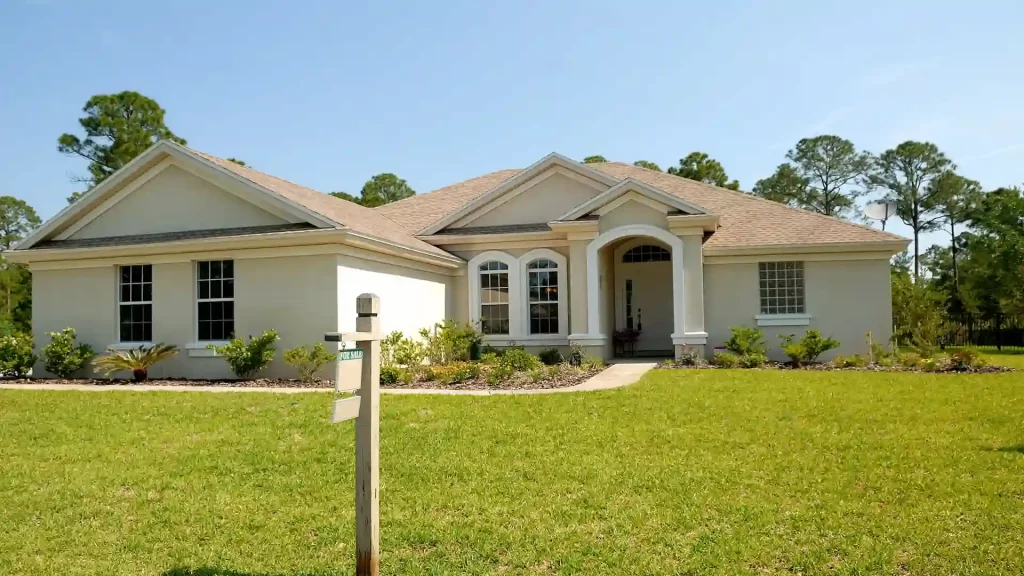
left=759, top=261, right=805, bottom=315
left=625, top=279, right=634, bottom=331
left=197, top=260, right=235, bottom=341
left=118, top=264, right=153, bottom=343
left=527, top=259, right=559, bottom=335
left=479, top=261, right=510, bottom=335
left=623, top=244, right=671, bottom=263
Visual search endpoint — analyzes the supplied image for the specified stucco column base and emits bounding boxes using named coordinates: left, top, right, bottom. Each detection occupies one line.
left=675, top=344, right=706, bottom=360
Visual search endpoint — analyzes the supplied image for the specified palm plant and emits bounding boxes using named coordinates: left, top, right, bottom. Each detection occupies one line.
left=92, top=343, right=179, bottom=382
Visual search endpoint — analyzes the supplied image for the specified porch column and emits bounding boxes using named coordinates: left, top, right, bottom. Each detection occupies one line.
left=568, top=239, right=589, bottom=336
left=671, top=232, right=708, bottom=357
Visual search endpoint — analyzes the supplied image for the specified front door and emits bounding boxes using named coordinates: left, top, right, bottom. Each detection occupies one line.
left=618, top=257, right=673, bottom=355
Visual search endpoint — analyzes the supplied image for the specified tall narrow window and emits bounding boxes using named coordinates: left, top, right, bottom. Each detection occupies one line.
left=479, top=261, right=509, bottom=335
left=119, top=264, right=152, bottom=342
left=759, top=261, right=805, bottom=314
left=197, top=260, right=235, bottom=341
left=527, top=258, right=559, bottom=335
left=625, top=279, right=634, bottom=331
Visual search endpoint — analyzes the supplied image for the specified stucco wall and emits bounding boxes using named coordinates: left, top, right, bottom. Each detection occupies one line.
left=71, top=165, right=287, bottom=240
left=704, top=258, right=892, bottom=360
left=457, top=172, right=602, bottom=228
left=32, top=253, right=342, bottom=379
left=598, top=199, right=668, bottom=233
left=336, top=254, right=451, bottom=339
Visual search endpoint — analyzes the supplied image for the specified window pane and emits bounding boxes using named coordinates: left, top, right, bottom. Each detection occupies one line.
left=199, top=280, right=210, bottom=300
left=210, top=280, right=222, bottom=299
left=198, top=321, right=211, bottom=341
left=210, top=260, right=222, bottom=280
left=223, top=279, right=234, bottom=298
left=120, top=266, right=131, bottom=284
left=142, top=265, right=152, bottom=282
left=142, top=283, right=152, bottom=302
left=130, top=284, right=142, bottom=302
left=121, top=285, right=131, bottom=303
left=198, top=261, right=209, bottom=280
left=198, top=302, right=211, bottom=322
left=224, top=320, right=236, bottom=340
left=222, top=260, right=234, bottom=279
left=223, top=301, right=234, bottom=321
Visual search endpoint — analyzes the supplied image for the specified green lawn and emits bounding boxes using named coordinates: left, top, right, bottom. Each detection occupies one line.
left=981, top=350, right=1024, bottom=369
left=2, top=370, right=1023, bottom=575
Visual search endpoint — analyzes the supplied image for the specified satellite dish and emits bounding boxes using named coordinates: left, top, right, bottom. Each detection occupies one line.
left=864, top=201, right=897, bottom=230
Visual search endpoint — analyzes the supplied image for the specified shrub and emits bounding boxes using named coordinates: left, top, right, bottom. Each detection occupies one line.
left=0, top=332, right=36, bottom=377
left=528, top=365, right=561, bottom=383
left=381, top=331, right=403, bottom=368
left=380, top=365, right=402, bottom=385
left=284, top=343, right=337, bottom=383
left=42, top=328, right=95, bottom=378
left=486, top=365, right=515, bottom=386
left=739, top=353, right=768, bottom=368
left=581, top=356, right=606, bottom=370
left=92, top=343, right=178, bottom=381
left=725, top=326, right=766, bottom=356
left=208, top=330, right=279, bottom=379
left=480, top=352, right=499, bottom=366
left=425, top=361, right=481, bottom=384
left=676, top=348, right=706, bottom=367
left=394, top=337, right=427, bottom=368
left=538, top=348, right=564, bottom=366
left=779, top=329, right=840, bottom=366
left=419, top=320, right=480, bottom=365
left=711, top=351, right=740, bottom=368
left=568, top=344, right=585, bottom=367
left=865, top=331, right=893, bottom=364
left=833, top=354, right=867, bottom=368
left=499, top=348, right=541, bottom=372
left=948, top=348, right=986, bottom=372
left=921, top=358, right=941, bottom=372
left=896, top=352, right=923, bottom=370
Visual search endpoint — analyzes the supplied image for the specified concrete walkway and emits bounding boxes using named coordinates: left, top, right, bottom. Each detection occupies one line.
left=0, top=361, right=658, bottom=396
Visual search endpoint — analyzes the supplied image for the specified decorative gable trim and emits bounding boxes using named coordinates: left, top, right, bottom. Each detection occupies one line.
left=16, top=141, right=338, bottom=250
left=419, top=152, right=620, bottom=236
left=558, top=178, right=709, bottom=222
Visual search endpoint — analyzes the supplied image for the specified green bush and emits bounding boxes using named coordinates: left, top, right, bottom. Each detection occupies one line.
left=92, top=343, right=178, bottom=381
left=380, top=365, right=402, bottom=385
left=897, top=352, right=923, bottom=370
left=208, top=330, right=279, bottom=379
left=486, top=365, right=515, bottom=386
left=865, top=331, right=893, bottom=364
left=425, top=361, right=481, bottom=384
left=711, top=352, right=740, bottom=368
left=581, top=356, right=606, bottom=370
left=42, top=328, right=94, bottom=378
left=538, top=348, right=564, bottom=366
left=499, top=348, right=541, bottom=372
left=725, top=326, right=766, bottom=356
left=480, top=352, right=499, bottom=365
left=921, top=358, right=941, bottom=372
left=528, top=365, right=561, bottom=383
left=381, top=331, right=403, bottom=368
left=283, top=343, right=337, bottom=383
left=739, top=353, right=768, bottom=368
left=779, top=329, right=840, bottom=366
left=948, top=348, right=986, bottom=372
left=676, top=348, right=706, bottom=367
left=0, top=332, right=37, bottom=377
left=419, top=320, right=480, bottom=365
left=833, top=354, right=867, bottom=368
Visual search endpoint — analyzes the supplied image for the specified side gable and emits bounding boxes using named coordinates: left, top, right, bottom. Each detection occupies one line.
left=420, top=153, right=619, bottom=235
left=67, top=163, right=291, bottom=240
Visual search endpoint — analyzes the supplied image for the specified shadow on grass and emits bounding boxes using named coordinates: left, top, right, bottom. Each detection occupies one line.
left=164, top=568, right=339, bottom=576
left=983, top=443, right=1024, bottom=454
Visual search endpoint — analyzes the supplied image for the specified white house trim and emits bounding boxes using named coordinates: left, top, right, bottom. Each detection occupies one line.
left=559, top=178, right=708, bottom=221
left=421, top=152, right=619, bottom=235
left=519, top=248, right=569, bottom=341
left=467, top=251, right=521, bottom=342
left=584, top=224, right=685, bottom=344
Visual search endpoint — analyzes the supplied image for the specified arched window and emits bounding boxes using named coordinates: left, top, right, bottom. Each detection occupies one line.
left=526, top=258, right=559, bottom=335
left=622, top=244, right=670, bottom=263
left=478, top=261, right=510, bottom=335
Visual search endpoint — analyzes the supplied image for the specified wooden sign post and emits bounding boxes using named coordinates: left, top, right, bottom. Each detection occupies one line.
left=325, top=293, right=382, bottom=576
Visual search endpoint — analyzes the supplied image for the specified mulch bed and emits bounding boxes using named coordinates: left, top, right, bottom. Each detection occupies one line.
left=0, top=378, right=331, bottom=388
left=382, top=366, right=604, bottom=391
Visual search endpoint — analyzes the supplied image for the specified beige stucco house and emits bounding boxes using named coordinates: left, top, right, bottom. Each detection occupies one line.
left=9, top=141, right=908, bottom=378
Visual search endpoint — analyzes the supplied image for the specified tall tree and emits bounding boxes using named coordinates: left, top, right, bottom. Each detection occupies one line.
left=58, top=91, right=186, bottom=196
left=0, top=197, right=40, bottom=330
left=358, top=173, right=415, bottom=208
left=633, top=160, right=662, bottom=171
left=957, top=187, right=1024, bottom=318
left=751, top=163, right=807, bottom=207
left=870, top=141, right=953, bottom=278
left=667, top=152, right=740, bottom=190
left=583, top=155, right=608, bottom=164
left=330, top=191, right=363, bottom=205
left=770, top=135, right=874, bottom=218
left=928, top=171, right=982, bottom=292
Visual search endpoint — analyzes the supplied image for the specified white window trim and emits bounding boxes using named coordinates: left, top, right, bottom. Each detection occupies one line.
left=520, top=248, right=569, bottom=340
left=117, top=264, right=153, bottom=344
left=468, top=251, right=520, bottom=341
left=194, top=259, right=235, bottom=344
left=755, top=313, right=812, bottom=327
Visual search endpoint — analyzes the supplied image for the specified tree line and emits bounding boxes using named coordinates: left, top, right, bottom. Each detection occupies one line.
left=0, top=90, right=1018, bottom=343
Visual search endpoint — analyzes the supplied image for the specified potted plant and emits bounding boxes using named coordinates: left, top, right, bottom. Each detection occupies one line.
left=613, top=328, right=641, bottom=357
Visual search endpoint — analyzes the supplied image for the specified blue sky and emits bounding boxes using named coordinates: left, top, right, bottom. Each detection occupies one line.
left=2, top=0, right=1022, bottom=250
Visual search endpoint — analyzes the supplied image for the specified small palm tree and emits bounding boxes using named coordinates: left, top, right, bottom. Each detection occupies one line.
left=92, top=344, right=179, bottom=382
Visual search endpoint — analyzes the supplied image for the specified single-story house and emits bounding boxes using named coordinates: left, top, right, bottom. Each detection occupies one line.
left=9, top=141, right=909, bottom=378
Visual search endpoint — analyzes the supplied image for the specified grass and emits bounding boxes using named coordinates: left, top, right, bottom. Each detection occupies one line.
left=2, top=370, right=1023, bottom=575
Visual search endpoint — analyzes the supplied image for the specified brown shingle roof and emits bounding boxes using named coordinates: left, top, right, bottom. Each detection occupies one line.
left=374, top=169, right=520, bottom=233
left=376, top=161, right=906, bottom=249
left=190, top=149, right=455, bottom=259
left=31, top=223, right=316, bottom=250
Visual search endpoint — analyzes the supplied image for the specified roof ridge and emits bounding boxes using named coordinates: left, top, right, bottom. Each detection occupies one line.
left=601, top=161, right=907, bottom=242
